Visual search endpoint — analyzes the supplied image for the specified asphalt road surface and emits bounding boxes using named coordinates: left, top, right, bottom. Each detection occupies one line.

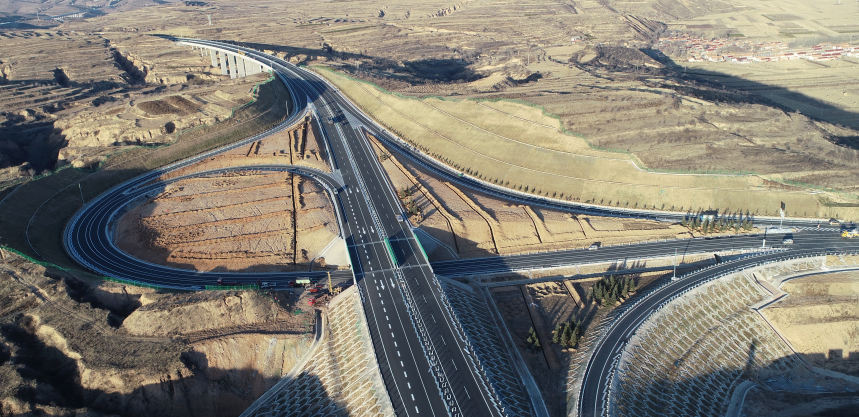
left=66, top=39, right=503, bottom=417
left=430, top=230, right=846, bottom=277
left=63, top=37, right=859, bottom=417
left=577, top=238, right=859, bottom=417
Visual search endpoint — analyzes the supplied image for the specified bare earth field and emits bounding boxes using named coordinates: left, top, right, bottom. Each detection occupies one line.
left=490, top=270, right=667, bottom=416
left=111, top=113, right=340, bottom=273
left=0, top=249, right=317, bottom=417
left=117, top=170, right=341, bottom=273
left=157, top=115, right=331, bottom=181
left=762, top=270, right=859, bottom=376
left=368, top=133, right=692, bottom=261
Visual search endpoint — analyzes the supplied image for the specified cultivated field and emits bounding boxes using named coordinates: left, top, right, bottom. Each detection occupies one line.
left=0, top=31, right=266, bottom=183
left=346, top=70, right=858, bottom=219
left=116, top=170, right=341, bottom=273
left=668, top=0, right=859, bottom=40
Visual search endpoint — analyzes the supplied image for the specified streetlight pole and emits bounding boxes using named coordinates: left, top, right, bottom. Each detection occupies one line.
left=673, top=248, right=677, bottom=279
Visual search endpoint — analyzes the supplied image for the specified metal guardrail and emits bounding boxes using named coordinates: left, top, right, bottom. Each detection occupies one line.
left=574, top=248, right=859, bottom=417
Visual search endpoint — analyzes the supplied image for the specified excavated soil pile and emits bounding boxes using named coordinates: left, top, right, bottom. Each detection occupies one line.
left=116, top=170, right=339, bottom=273
left=0, top=250, right=314, bottom=417
left=763, top=270, right=859, bottom=376
left=368, top=134, right=689, bottom=260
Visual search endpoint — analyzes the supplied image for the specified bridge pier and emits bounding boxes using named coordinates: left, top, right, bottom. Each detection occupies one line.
left=184, top=44, right=270, bottom=79
left=229, top=54, right=238, bottom=79
left=238, top=56, right=247, bottom=77
left=218, top=51, right=228, bottom=76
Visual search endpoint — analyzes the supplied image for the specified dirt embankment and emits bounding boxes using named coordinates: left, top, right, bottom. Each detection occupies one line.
left=367, top=133, right=690, bottom=261
left=489, top=269, right=666, bottom=416
left=157, top=115, right=332, bottom=181
left=763, top=271, right=859, bottom=376
left=0, top=250, right=314, bottom=417
left=116, top=169, right=340, bottom=273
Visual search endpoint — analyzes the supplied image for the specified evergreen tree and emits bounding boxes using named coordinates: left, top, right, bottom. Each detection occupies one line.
left=568, top=322, right=579, bottom=348
left=552, top=323, right=562, bottom=344
left=560, top=325, right=571, bottom=347
left=526, top=327, right=541, bottom=349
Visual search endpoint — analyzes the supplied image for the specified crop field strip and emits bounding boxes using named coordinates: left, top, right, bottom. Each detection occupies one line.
left=0, top=74, right=291, bottom=269
left=320, top=67, right=856, bottom=218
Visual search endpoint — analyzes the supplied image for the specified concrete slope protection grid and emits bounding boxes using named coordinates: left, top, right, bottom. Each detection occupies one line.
left=64, top=38, right=503, bottom=417
left=577, top=245, right=859, bottom=417
left=61, top=38, right=859, bottom=417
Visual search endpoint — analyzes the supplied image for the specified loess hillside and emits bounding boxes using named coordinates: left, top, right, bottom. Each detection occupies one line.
left=0, top=249, right=316, bottom=417
left=0, top=29, right=267, bottom=189
left=2, top=0, right=857, bottom=214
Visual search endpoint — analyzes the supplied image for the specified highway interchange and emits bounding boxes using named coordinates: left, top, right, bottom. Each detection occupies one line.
left=63, top=38, right=859, bottom=417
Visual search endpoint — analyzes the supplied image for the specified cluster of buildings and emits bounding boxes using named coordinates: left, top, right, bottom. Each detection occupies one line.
left=656, top=34, right=858, bottom=64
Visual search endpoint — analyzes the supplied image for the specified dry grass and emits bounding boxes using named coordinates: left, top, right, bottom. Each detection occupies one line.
left=321, top=67, right=859, bottom=219
left=0, top=76, right=289, bottom=269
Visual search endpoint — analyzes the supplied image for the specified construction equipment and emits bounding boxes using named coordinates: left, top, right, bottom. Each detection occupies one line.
left=842, top=229, right=859, bottom=238
left=328, top=271, right=341, bottom=295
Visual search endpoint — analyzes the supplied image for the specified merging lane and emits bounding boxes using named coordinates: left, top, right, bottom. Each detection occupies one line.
left=431, top=231, right=850, bottom=277
left=67, top=38, right=502, bottom=417
left=64, top=37, right=859, bottom=417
